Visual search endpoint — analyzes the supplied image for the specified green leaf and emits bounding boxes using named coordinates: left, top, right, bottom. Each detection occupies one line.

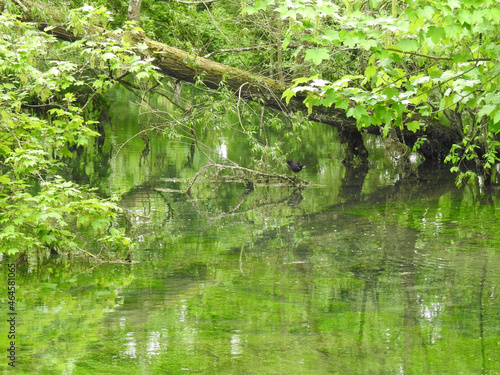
left=364, top=66, right=378, bottom=80
left=489, top=122, right=500, bottom=133
left=456, top=10, right=473, bottom=25
left=491, top=111, right=500, bottom=133
left=358, top=38, right=378, bottom=50
left=2, top=225, right=15, bottom=234
left=427, top=26, right=446, bottom=45
left=416, top=6, right=435, bottom=19
left=77, top=215, right=91, bottom=227
left=397, top=39, right=418, bottom=52
left=406, top=121, right=421, bottom=133
left=41, top=234, right=56, bottom=244
left=109, top=227, right=120, bottom=235
left=478, top=105, right=496, bottom=118
left=304, top=48, right=330, bottom=65
left=486, top=6, right=500, bottom=22
left=91, top=218, right=109, bottom=230
left=282, top=89, right=296, bottom=104
left=347, top=105, right=368, bottom=120
left=136, top=71, right=149, bottom=80
left=323, top=29, right=340, bottom=42
left=445, top=24, right=465, bottom=40
left=447, top=0, right=461, bottom=9
left=373, top=104, right=394, bottom=125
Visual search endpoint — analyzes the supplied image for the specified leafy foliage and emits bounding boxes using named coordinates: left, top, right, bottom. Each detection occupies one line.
left=252, top=0, right=500, bottom=183
left=0, top=8, right=163, bottom=258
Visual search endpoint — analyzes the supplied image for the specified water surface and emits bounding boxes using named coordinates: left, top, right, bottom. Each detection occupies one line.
left=1, top=90, right=500, bottom=375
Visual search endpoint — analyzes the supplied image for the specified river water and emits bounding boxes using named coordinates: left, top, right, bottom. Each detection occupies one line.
left=1, top=89, right=500, bottom=374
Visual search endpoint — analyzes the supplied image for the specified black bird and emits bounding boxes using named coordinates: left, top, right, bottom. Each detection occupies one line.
left=286, top=160, right=306, bottom=173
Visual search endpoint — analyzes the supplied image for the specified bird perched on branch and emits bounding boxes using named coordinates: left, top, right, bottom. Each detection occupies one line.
left=286, top=160, right=305, bottom=173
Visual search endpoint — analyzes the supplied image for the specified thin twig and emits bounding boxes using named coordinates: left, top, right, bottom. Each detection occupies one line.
left=76, top=246, right=98, bottom=258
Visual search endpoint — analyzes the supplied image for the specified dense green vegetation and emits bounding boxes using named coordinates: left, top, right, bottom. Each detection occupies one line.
left=276, top=0, right=500, bottom=184
left=1, top=0, right=500, bottom=260
left=1, top=3, right=499, bottom=372
left=0, top=8, right=158, bottom=258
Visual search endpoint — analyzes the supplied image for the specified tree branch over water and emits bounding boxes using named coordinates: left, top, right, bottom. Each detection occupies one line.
left=18, top=0, right=461, bottom=161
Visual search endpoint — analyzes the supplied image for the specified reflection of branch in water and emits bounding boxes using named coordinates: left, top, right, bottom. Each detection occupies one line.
left=76, top=246, right=137, bottom=264
left=185, top=163, right=310, bottom=193
left=154, top=184, right=289, bottom=234
left=184, top=186, right=305, bottom=226
left=156, top=163, right=311, bottom=194
left=239, top=244, right=245, bottom=274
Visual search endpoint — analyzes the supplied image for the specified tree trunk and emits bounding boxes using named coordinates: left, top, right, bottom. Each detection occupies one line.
left=127, top=0, right=143, bottom=25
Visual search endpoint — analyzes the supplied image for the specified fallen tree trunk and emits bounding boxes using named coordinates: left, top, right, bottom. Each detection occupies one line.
left=21, top=0, right=462, bottom=160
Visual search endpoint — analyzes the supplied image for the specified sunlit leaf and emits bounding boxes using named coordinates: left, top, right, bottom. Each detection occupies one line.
left=406, top=120, right=421, bottom=132
left=304, top=48, right=330, bottom=65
